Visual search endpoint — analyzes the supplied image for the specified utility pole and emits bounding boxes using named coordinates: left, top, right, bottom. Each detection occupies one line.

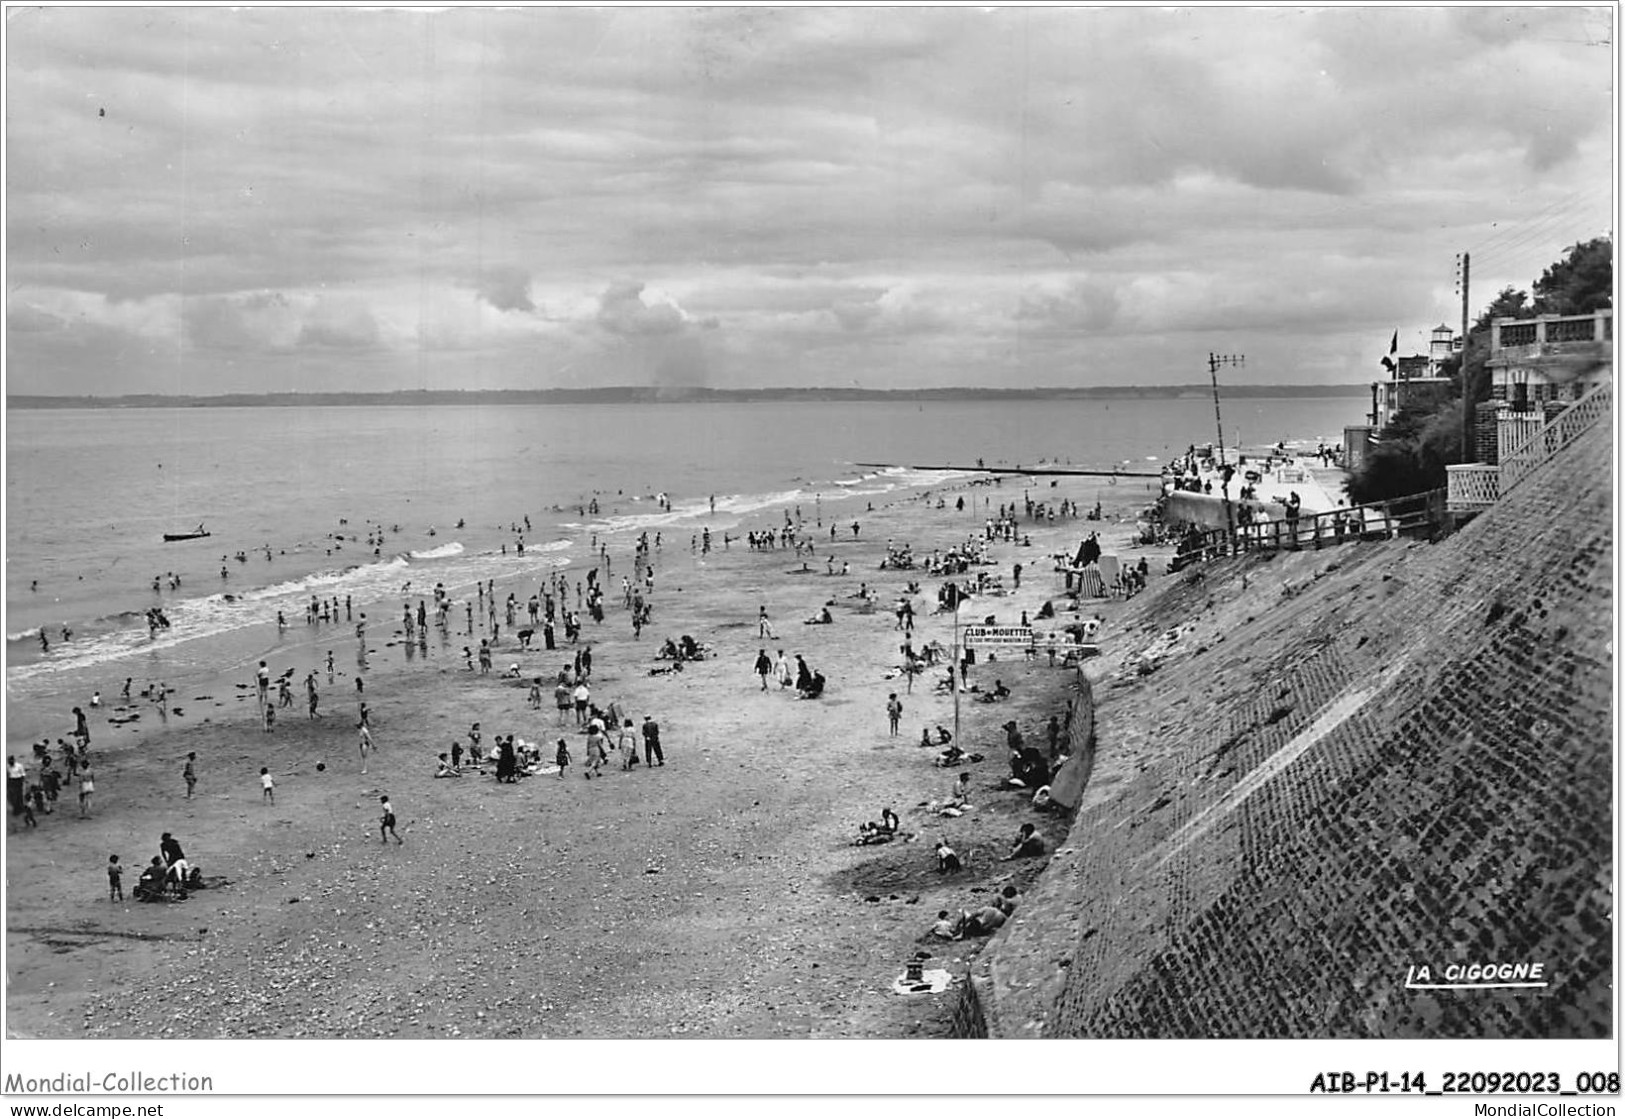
left=952, top=600, right=961, bottom=752
left=1208, top=352, right=1245, bottom=465
left=1457, top=252, right=1473, bottom=460
left=1209, top=351, right=1244, bottom=551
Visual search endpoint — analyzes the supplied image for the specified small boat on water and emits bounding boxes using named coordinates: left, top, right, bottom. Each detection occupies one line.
left=163, top=525, right=210, bottom=542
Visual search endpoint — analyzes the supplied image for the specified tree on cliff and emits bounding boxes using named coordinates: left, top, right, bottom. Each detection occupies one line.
left=1532, top=236, right=1612, bottom=315
left=1347, top=398, right=1465, bottom=504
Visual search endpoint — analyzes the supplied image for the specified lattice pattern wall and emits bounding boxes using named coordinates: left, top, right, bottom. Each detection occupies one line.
left=1033, top=421, right=1613, bottom=1038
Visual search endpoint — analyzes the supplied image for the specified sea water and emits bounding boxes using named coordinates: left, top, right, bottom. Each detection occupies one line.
left=4, top=396, right=1354, bottom=738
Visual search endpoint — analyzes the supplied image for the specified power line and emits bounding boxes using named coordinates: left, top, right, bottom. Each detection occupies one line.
left=1471, top=186, right=1610, bottom=267
left=1482, top=208, right=1596, bottom=262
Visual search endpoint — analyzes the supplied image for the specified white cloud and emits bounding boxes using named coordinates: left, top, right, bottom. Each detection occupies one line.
left=4, top=6, right=1612, bottom=393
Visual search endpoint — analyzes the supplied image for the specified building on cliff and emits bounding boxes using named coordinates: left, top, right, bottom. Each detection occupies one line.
left=1371, top=324, right=1458, bottom=430
left=1448, top=309, right=1612, bottom=514
left=975, top=415, right=1612, bottom=1040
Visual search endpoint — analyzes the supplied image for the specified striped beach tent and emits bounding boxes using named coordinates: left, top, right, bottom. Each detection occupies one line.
left=1075, top=564, right=1106, bottom=598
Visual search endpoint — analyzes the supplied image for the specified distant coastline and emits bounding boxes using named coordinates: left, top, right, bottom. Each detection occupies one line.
left=7, top=383, right=1370, bottom=409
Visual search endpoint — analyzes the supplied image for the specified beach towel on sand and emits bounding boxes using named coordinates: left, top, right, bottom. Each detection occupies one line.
left=891, top=968, right=954, bottom=995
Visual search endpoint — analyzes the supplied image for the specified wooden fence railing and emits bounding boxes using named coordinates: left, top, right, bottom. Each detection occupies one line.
left=1171, top=488, right=1446, bottom=569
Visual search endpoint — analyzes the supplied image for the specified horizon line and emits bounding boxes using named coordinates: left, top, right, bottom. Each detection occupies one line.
left=7, top=382, right=1374, bottom=403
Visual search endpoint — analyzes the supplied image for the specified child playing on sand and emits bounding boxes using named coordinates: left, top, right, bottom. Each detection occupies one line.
left=555, top=738, right=571, bottom=778
left=77, top=767, right=95, bottom=817
left=107, top=854, right=123, bottom=902
left=260, top=767, right=275, bottom=804
left=379, top=796, right=402, bottom=844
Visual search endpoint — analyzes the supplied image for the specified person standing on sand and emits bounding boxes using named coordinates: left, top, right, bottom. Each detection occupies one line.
left=6, top=755, right=28, bottom=820
left=183, top=752, right=197, bottom=799
left=583, top=723, right=609, bottom=779
left=107, top=854, right=124, bottom=902
left=758, top=605, right=776, bottom=639
left=618, top=719, right=641, bottom=770
left=306, top=673, right=321, bottom=719
left=74, top=765, right=95, bottom=816
left=555, top=738, right=572, bottom=778
left=887, top=693, right=903, bottom=737
left=573, top=681, right=591, bottom=726
left=256, top=661, right=270, bottom=709
left=260, top=767, right=275, bottom=804
left=754, top=648, right=773, bottom=691
left=555, top=679, right=572, bottom=724
left=775, top=650, right=792, bottom=689
left=358, top=723, right=374, bottom=775
left=642, top=715, right=664, bottom=767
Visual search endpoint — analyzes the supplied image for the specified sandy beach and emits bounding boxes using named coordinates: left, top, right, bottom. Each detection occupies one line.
left=6, top=469, right=1169, bottom=1040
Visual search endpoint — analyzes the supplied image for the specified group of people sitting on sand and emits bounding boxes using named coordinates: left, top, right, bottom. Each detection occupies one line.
left=923, top=543, right=988, bottom=578
left=879, top=543, right=914, bottom=570
left=855, top=807, right=907, bottom=846
left=1003, top=720, right=1058, bottom=792
left=802, top=600, right=836, bottom=625
left=132, top=831, right=202, bottom=902
left=931, top=884, right=1022, bottom=940
left=794, top=653, right=826, bottom=699
left=925, top=820, right=1048, bottom=941
left=656, top=634, right=710, bottom=662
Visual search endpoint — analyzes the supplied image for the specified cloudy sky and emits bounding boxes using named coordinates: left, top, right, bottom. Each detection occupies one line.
left=5, top=5, right=1614, bottom=395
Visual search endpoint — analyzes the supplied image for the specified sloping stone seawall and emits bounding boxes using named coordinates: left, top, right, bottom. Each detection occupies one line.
left=956, top=667, right=1097, bottom=1036
left=980, top=420, right=1612, bottom=1038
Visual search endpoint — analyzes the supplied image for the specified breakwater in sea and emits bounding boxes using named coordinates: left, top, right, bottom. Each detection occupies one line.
left=973, top=418, right=1612, bottom=1038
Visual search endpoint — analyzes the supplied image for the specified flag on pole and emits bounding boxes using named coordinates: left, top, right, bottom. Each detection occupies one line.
left=1380, top=330, right=1398, bottom=373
